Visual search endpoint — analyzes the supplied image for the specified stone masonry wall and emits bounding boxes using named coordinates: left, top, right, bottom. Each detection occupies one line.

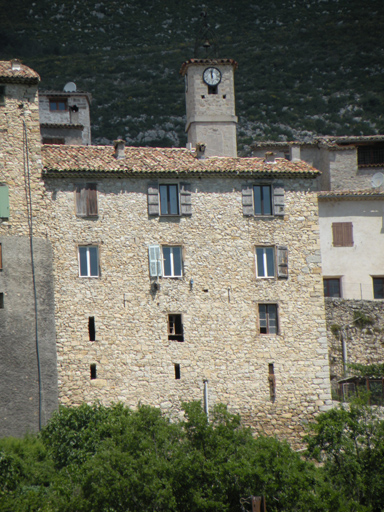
left=45, top=174, right=331, bottom=445
left=325, top=298, right=384, bottom=382
left=0, top=81, right=58, bottom=436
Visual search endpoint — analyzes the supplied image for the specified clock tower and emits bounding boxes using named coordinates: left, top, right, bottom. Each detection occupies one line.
left=180, top=58, right=238, bottom=158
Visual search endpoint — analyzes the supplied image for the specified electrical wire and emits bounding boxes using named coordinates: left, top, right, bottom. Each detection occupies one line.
left=23, top=119, right=42, bottom=431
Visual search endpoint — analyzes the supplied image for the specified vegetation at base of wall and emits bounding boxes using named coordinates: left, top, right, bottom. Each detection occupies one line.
left=1, top=401, right=384, bottom=511
left=1, top=0, right=384, bottom=153
left=353, top=311, right=374, bottom=329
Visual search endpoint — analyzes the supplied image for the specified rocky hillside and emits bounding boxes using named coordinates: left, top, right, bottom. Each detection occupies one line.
left=1, top=0, right=384, bottom=153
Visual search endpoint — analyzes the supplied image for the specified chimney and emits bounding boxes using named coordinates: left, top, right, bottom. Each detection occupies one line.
left=290, top=145, right=301, bottom=162
left=264, top=151, right=275, bottom=163
left=196, top=142, right=206, bottom=160
left=114, top=139, right=125, bottom=159
left=11, top=59, right=21, bottom=71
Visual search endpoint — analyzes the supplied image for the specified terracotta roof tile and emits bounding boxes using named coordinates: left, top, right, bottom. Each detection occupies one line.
left=318, top=190, right=384, bottom=200
left=0, top=60, right=40, bottom=84
left=41, top=123, right=83, bottom=130
left=42, top=145, right=320, bottom=178
left=180, top=58, right=238, bottom=75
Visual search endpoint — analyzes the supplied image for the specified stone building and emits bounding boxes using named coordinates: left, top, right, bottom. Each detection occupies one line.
left=0, top=58, right=332, bottom=441
left=39, top=83, right=92, bottom=145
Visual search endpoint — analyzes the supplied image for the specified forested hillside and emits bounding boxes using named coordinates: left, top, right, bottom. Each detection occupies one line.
left=1, top=0, right=383, bottom=153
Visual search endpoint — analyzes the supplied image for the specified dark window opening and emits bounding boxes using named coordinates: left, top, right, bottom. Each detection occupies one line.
left=0, top=243, right=2, bottom=270
left=168, top=314, right=184, bottom=342
left=42, top=137, right=65, bottom=145
left=201, top=95, right=205, bottom=99
left=90, top=364, right=97, bottom=380
left=268, top=363, right=276, bottom=401
left=174, top=363, right=181, bottom=380
left=159, top=184, right=179, bottom=215
left=324, top=278, right=341, bottom=298
left=49, top=99, right=68, bottom=111
left=259, top=304, right=278, bottom=334
left=358, top=144, right=384, bottom=167
left=254, top=185, right=272, bottom=215
left=222, top=94, right=226, bottom=99
left=373, top=277, right=384, bottom=299
left=0, top=85, right=5, bottom=106
left=89, top=316, right=96, bottom=341
left=208, top=85, right=218, bottom=95
left=332, top=222, right=353, bottom=247
left=0, top=293, right=4, bottom=309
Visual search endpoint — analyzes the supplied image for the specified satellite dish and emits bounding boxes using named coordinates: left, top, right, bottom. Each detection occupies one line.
left=371, top=172, right=384, bottom=188
left=63, top=82, right=77, bottom=92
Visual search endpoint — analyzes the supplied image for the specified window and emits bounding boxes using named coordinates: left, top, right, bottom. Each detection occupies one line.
left=332, top=222, right=353, bottom=247
left=0, top=243, right=2, bottom=270
left=90, top=364, right=97, bottom=380
left=242, top=183, right=284, bottom=217
left=89, top=316, right=96, bottom=341
left=323, top=278, right=341, bottom=298
left=254, top=185, right=272, bottom=215
left=160, top=184, right=179, bottom=215
left=174, top=363, right=181, bottom=379
left=168, top=314, right=184, bottom=342
left=259, top=304, right=278, bottom=334
left=163, top=246, right=182, bottom=277
left=255, top=246, right=288, bottom=279
left=148, top=245, right=183, bottom=278
left=148, top=183, right=191, bottom=216
left=0, top=185, right=10, bottom=219
left=78, top=246, right=99, bottom=277
left=0, top=85, right=5, bottom=106
left=256, top=247, right=275, bottom=277
left=373, top=278, right=384, bottom=299
left=76, top=183, right=98, bottom=217
left=49, top=99, right=67, bottom=111
left=42, top=137, right=65, bottom=145
left=0, top=293, right=3, bottom=309
left=358, top=144, right=384, bottom=167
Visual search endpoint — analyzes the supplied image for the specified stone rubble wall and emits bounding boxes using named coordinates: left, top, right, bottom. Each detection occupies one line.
left=325, top=298, right=384, bottom=381
left=45, top=174, right=331, bottom=444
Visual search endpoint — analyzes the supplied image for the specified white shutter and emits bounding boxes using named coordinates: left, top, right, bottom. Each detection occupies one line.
left=148, top=245, right=162, bottom=277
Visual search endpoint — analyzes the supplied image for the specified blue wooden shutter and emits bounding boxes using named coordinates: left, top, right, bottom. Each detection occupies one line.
left=0, top=186, right=10, bottom=219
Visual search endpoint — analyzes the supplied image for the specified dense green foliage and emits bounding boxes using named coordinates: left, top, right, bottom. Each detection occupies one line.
left=1, top=401, right=384, bottom=511
left=1, top=0, right=384, bottom=152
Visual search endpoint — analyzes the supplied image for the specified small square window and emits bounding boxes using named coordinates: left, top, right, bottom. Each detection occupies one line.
left=168, top=314, right=184, bottom=342
left=332, top=222, right=353, bottom=247
left=78, top=246, right=99, bottom=277
left=256, top=247, right=275, bottom=277
left=254, top=185, right=272, bottom=215
left=159, top=184, right=179, bottom=215
left=259, top=304, right=278, bottom=334
left=323, top=278, right=341, bottom=298
left=162, top=246, right=182, bottom=277
left=49, top=99, right=68, bottom=111
left=373, top=277, right=384, bottom=299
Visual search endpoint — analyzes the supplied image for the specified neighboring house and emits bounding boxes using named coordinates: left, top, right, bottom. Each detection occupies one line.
left=39, top=83, right=92, bottom=145
left=0, top=59, right=332, bottom=443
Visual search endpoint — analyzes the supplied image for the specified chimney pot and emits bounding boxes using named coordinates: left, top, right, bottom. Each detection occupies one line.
left=114, top=139, right=125, bottom=159
left=264, top=151, right=275, bottom=163
left=290, top=145, right=301, bottom=162
left=11, top=59, right=21, bottom=71
left=196, top=142, right=206, bottom=160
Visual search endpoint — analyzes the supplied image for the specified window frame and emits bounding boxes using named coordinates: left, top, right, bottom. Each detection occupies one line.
left=162, top=245, right=183, bottom=278
left=254, top=184, right=273, bottom=216
left=78, top=245, right=99, bottom=278
left=258, top=304, right=279, bottom=335
left=49, top=98, right=68, bottom=111
left=159, top=183, right=180, bottom=216
left=372, top=277, right=384, bottom=299
left=168, top=314, right=184, bottom=342
left=255, top=246, right=275, bottom=278
left=323, top=277, right=342, bottom=298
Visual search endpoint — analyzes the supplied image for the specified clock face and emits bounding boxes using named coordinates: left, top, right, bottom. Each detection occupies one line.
left=203, top=67, right=221, bottom=86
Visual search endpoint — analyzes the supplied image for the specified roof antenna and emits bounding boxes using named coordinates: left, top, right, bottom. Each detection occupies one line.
left=194, top=9, right=219, bottom=58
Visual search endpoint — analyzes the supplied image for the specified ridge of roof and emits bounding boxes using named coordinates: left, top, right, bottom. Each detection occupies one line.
left=0, top=60, right=40, bottom=84
left=41, top=144, right=319, bottom=178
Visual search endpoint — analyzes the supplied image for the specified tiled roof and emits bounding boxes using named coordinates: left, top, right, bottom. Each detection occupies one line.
left=42, top=145, right=320, bottom=177
left=252, top=135, right=384, bottom=151
left=41, top=123, right=84, bottom=130
left=318, top=190, right=384, bottom=200
left=0, top=60, right=40, bottom=84
left=180, top=58, right=238, bottom=75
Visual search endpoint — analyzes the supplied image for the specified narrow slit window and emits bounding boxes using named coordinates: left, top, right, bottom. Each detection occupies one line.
left=90, top=364, right=97, bottom=380
left=168, top=314, right=184, bottom=342
left=174, top=363, right=181, bottom=380
left=268, top=363, right=276, bottom=401
left=0, top=243, right=2, bottom=270
left=89, top=316, right=96, bottom=341
left=0, top=293, right=4, bottom=309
